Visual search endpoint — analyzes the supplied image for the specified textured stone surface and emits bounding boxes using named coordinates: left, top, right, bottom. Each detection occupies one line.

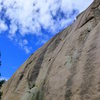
left=1, top=0, right=100, bottom=100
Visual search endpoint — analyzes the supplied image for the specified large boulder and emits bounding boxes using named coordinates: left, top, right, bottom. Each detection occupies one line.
left=1, top=0, right=100, bottom=100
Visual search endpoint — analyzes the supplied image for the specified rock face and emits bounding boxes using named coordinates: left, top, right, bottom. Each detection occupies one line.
left=1, top=0, right=100, bottom=100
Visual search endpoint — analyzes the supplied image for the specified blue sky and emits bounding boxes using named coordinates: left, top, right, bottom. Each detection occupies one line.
left=0, top=0, right=93, bottom=80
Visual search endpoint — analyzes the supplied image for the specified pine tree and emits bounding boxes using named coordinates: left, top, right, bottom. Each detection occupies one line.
left=0, top=52, right=5, bottom=100
left=0, top=52, right=2, bottom=100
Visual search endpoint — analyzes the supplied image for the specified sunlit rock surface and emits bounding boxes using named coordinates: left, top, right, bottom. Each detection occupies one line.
left=1, top=0, right=100, bottom=100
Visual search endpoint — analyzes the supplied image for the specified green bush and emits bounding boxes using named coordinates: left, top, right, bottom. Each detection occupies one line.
left=0, top=91, right=2, bottom=100
left=0, top=80, right=6, bottom=100
left=0, top=80, right=5, bottom=88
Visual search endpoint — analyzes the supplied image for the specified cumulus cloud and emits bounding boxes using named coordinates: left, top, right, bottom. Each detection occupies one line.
left=18, top=39, right=32, bottom=54
left=0, top=77, right=8, bottom=81
left=0, top=20, right=8, bottom=33
left=0, top=0, right=93, bottom=53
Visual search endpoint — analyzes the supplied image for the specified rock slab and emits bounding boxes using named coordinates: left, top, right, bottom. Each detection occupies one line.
left=1, top=0, right=100, bottom=100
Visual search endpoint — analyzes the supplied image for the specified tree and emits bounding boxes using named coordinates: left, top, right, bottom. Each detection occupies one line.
left=0, top=52, right=5, bottom=100
left=0, top=52, right=2, bottom=100
left=0, top=52, right=1, bottom=77
left=0, top=52, right=1, bottom=66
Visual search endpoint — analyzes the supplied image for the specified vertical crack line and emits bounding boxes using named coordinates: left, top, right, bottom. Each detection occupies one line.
left=65, top=29, right=91, bottom=100
left=80, top=43, right=96, bottom=100
left=27, top=34, right=62, bottom=88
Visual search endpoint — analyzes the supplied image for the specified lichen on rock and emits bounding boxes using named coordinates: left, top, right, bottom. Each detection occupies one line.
left=21, top=86, right=43, bottom=100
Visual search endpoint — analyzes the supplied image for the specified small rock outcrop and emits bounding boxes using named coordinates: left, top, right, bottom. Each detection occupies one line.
left=1, top=0, right=100, bottom=100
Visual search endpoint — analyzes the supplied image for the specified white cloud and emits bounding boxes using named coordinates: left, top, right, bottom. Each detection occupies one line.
left=0, top=0, right=93, bottom=53
left=19, top=39, right=28, bottom=47
left=23, top=46, right=31, bottom=54
left=0, top=20, right=8, bottom=33
left=0, top=77, right=8, bottom=81
left=9, top=23, right=17, bottom=37
left=18, top=39, right=31, bottom=54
